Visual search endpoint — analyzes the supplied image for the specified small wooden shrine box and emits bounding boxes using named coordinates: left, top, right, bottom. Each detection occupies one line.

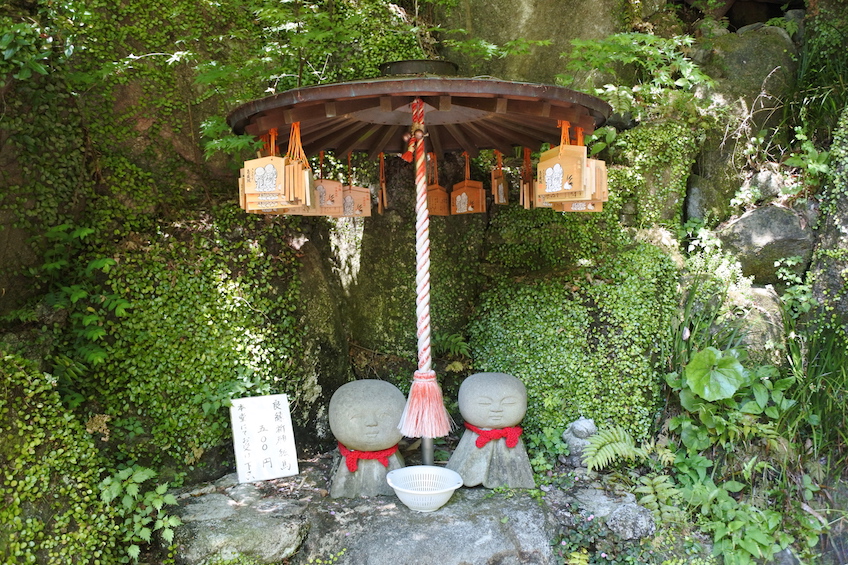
left=428, top=184, right=450, bottom=216
left=550, top=159, right=608, bottom=213
left=451, top=179, right=486, bottom=215
left=340, top=185, right=372, bottom=217
left=536, top=144, right=589, bottom=203
left=491, top=169, right=508, bottom=205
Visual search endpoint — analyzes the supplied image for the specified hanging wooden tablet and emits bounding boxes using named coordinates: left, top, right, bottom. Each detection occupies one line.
left=536, top=121, right=589, bottom=203
left=550, top=159, right=605, bottom=213
left=378, top=152, right=389, bottom=214
left=284, top=122, right=312, bottom=207
left=427, top=152, right=450, bottom=216
left=312, top=179, right=344, bottom=216
left=491, top=150, right=508, bottom=205
left=239, top=168, right=247, bottom=210
left=299, top=152, right=344, bottom=217
left=339, top=185, right=372, bottom=217
left=451, top=152, right=486, bottom=215
left=551, top=158, right=608, bottom=213
left=590, top=158, right=609, bottom=202
left=553, top=200, right=604, bottom=213
left=339, top=154, right=372, bottom=218
left=521, top=147, right=533, bottom=210
left=534, top=181, right=554, bottom=209
left=242, top=155, right=293, bottom=212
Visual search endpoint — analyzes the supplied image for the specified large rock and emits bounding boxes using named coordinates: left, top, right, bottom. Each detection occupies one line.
left=807, top=106, right=848, bottom=340
left=689, top=25, right=798, bottom=223
left=729, top=285, right=785, bottom=365
left=168, top=460, right=663, bottom=565
left=438, top=0, right=622, bottom=83
left=716, top=206, right=814, bottom=285
left=605, top=503, right=656, bottom=541
left=173, top=476, right=309, bottom=565
left=297, top=488, right=557, bottom=565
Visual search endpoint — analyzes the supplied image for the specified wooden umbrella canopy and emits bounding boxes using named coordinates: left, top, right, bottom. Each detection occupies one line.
left=226, top=66, right=612, bottom=464
left=226, top=73, right=612, bottom=158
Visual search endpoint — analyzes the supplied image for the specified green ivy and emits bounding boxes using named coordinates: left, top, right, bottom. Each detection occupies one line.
left=76, top=205, right=304, bottom=471
left=0, top=352, right=122, bottom=564
left=469, top=242, right=678, bottom=440
left=611, top=121, right=700, bottom=227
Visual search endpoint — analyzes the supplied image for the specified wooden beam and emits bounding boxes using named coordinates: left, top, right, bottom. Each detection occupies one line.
left=334, top=123, right=383, bottom=157
left=366, top=125, right=402, bottom=160
left=444, top=123, right=479, bottom=157
left=428, top=125, right=445, bottom=158
left=462, top=121, right=514, bottom=155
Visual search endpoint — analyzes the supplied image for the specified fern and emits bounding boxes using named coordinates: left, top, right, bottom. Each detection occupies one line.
left=582, top=426, right=645, bottom=471
left=641, top=435, right=677, bottom=468
left=635, top=473, right=684, bottom=523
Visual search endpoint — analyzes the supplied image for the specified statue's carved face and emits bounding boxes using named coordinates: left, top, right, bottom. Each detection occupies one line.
left=458, top=373, right=527, bottom=429
left=329, top=380, right=405, bottom=451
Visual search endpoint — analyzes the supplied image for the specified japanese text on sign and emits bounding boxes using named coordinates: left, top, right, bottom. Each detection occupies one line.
left=230, top=394, right=299, bottom=483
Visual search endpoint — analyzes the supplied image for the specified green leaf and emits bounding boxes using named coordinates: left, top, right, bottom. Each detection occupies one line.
left=685, top=347, right=746, bottom=401
left=774, top=377, right=795, bottom=391
left=122, top=493, right=134, bottom=510
left=739, top=401, right=763, bottom=415
left=131, top=468, right=156, bottom=484
left=722, top=480, right=746, bottom=493
left=679, top=388, right=704, bottom=412
left=127, top=544, right=141, bottom=561
left=125, top=482, right=140, bottom=498
left=752, top=383, right=769, bottom=409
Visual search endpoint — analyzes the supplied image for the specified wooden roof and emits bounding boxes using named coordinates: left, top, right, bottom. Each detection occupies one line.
left=227, top=76, right=612, bottom=159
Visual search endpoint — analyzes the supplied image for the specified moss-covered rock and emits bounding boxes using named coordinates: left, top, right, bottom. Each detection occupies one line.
left=77, top=206, right=306, bottom=475
left=0, top=352, right=121, bottom=564
left=438, top=0, right=625, bottom=83
left=808, top=106, right=848, bottom=344
left=470, top=238, right=678, bottom=440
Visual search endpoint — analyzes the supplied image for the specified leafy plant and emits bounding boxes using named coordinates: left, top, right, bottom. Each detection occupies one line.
left=780, top=324, right=848, bottom=468
left=683, top=346, right=746, bottom=402
left=783, top=127, right=831, bottom=193
left=559, top=32, right=715, bottom=122
left=635, top=473, right=684, bottom=524
left=680, top=476, right=793, bottom=564
left=526, top=426, right=570, bottom=475
left=99, top=465, right=182, bottom=563
left=582, top=426, right=644, bottom=472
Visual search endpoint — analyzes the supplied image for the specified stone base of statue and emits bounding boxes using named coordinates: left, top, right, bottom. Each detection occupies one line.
left=330, top=450, right=405, bottom=498
left=447, top=430, right=534, bottom=489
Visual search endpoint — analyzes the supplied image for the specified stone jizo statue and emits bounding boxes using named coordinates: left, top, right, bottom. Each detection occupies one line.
left=447, top=372, right=535, bottom=489
left=328, top=380, right=406, bottom=498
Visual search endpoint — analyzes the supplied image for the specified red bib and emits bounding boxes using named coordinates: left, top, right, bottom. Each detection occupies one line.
left=338, top=442, right=399, bottom=472
left=464, top=423, right=523, bottom=449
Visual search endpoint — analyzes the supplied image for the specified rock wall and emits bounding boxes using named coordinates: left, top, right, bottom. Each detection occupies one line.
left=438, top=0, right=627, bottom=83
left=808, top=106, right=848, bottom=341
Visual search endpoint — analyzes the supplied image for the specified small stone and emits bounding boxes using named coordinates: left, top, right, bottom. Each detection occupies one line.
left=605, top=503, right=655, bottom=540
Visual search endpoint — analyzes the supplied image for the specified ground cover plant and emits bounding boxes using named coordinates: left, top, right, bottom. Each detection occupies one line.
left=2, top=0, right=848, bottom=563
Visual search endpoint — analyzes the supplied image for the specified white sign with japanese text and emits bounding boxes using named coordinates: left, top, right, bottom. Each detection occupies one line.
left=230, top=394, right=299, bottom=483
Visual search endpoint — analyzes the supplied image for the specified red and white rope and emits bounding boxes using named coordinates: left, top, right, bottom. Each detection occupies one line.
left=399, top=98, right=450, bottom=439
left=412, top=99, right=434, bottom=379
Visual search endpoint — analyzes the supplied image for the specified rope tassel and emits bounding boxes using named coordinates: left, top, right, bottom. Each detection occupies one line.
left=398, top=98, right=451, bottom=439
